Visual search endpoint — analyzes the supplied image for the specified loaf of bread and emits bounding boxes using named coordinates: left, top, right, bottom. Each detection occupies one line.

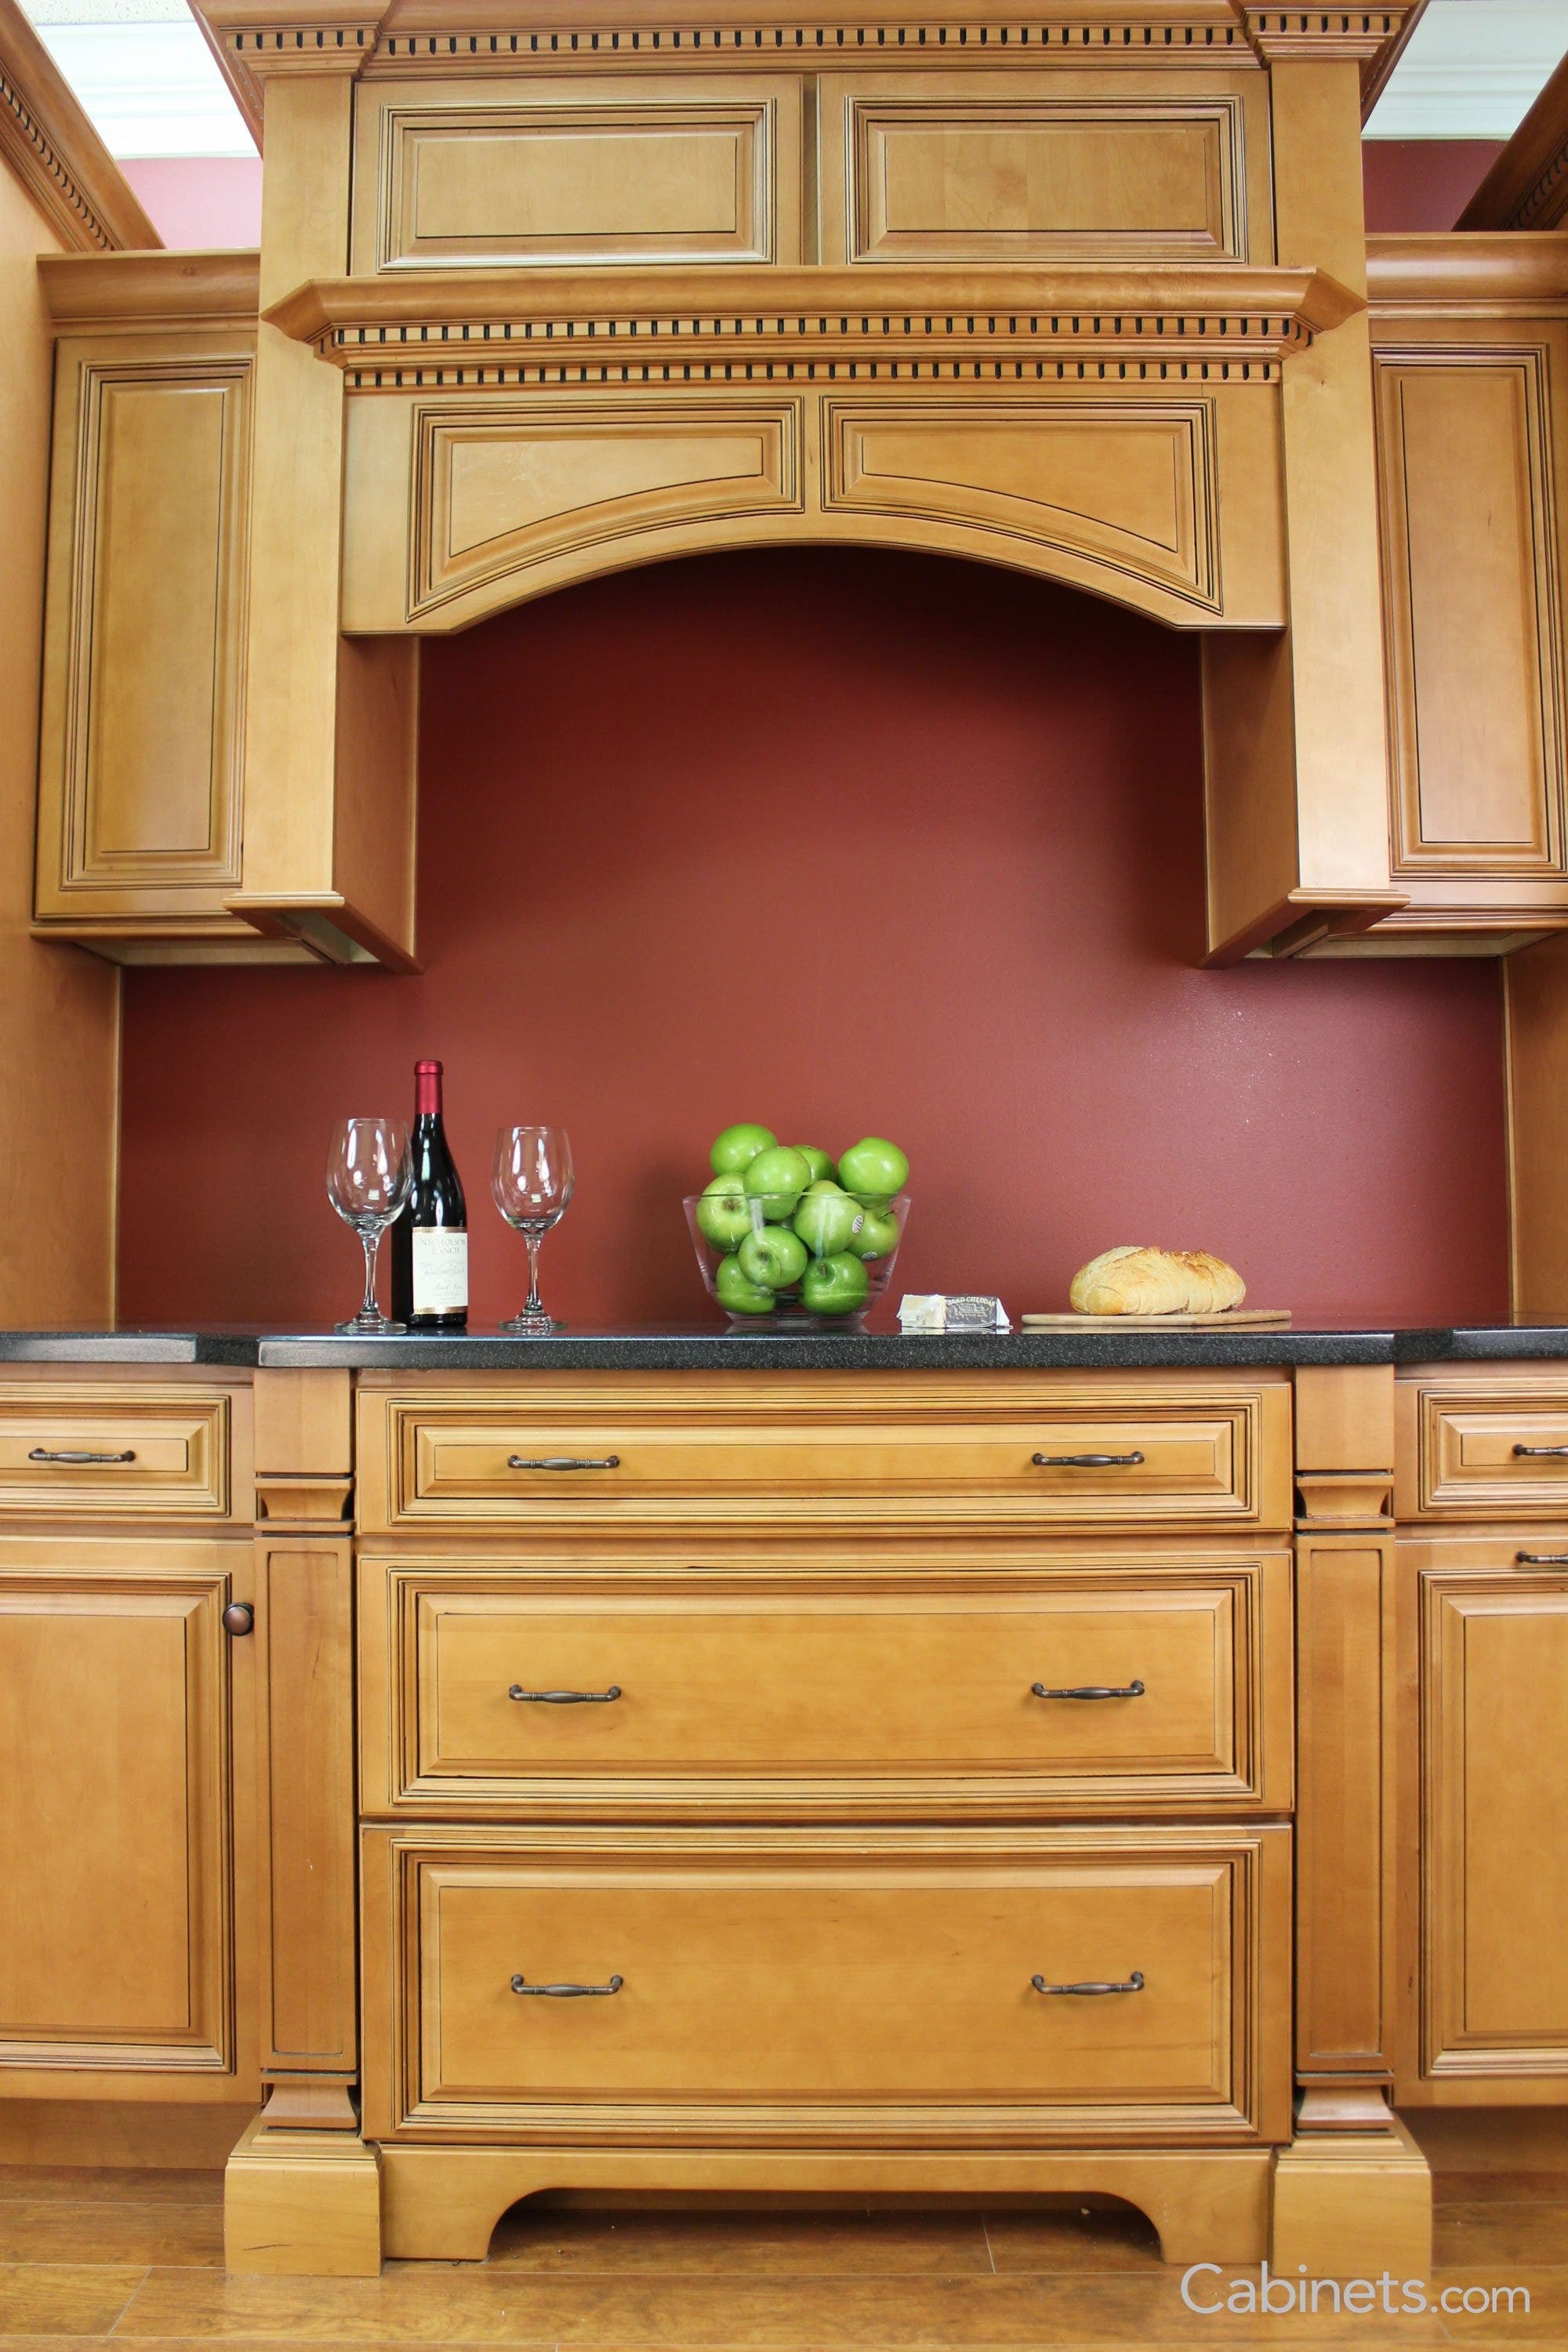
left=1069, top=1246, right=1246, bottom=1316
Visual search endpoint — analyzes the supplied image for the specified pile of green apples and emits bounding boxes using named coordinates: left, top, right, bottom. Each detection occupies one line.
left=695, top=1123, right=910, bottom=1318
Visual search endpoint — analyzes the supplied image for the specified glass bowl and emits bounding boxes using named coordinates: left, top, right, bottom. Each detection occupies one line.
left=684, top=1192, right=910, bottom=1329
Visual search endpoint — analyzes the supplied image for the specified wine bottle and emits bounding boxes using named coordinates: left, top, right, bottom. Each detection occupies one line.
left=389, top=1059, right=468, bottom=1330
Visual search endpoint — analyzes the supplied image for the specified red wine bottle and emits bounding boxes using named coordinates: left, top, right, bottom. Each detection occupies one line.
left=390, top=1059, right=468, bottom=1330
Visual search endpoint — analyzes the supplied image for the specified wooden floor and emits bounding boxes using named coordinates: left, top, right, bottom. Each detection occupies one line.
left=0, top=2165, right=1562, bottom=2347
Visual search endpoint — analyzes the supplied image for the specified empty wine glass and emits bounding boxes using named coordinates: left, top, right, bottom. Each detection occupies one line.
left=326, top=1117, right=412, bottom=1334
left=492, top=1127, right=574, bottom=1334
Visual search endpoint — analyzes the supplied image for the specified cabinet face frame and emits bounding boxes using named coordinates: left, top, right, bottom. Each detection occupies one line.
left=0, top=1532, right=257, bottom=2097
left=1396, top=1533, right=1568, bottom=2103
left=34, top=326, right=256, bottom=939
left=357, top=1545, right=1294, bottom=1820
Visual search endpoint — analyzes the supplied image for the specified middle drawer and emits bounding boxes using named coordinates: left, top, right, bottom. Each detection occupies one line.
left=359, top=1552, right=1293, bottom=1818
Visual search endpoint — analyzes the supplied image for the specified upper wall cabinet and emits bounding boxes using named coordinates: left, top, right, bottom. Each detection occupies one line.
left=1364, top=237, right=1568, bottom=950
left=34, top=299, right=258, bottom=956
left=349, top=67, right=1272, bottom=274
left=32, top=253, right=419, bottom=969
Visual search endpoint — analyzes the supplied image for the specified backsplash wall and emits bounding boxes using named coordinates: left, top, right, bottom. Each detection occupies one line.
left=116, top=549, right=1509, bottom=1328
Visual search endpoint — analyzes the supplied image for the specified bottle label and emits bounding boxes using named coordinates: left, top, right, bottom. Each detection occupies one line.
left=412, top=1228, right=468, bottom=1315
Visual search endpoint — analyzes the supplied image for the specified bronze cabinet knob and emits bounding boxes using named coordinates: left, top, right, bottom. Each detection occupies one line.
left=223, top=1602, right=255, bottom=1637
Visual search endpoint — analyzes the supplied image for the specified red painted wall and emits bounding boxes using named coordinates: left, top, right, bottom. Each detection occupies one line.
left=1362, top=140, right=1504, bottom=233
left=116, top=552, right=1509, bottom=1330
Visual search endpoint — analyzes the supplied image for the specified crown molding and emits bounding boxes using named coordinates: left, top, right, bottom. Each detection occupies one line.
left=0, top=0, right=160, bottom=251
left=1459, top=52, right=1568, bottom=230
left=1367, top=229, right=1568, bottom=313
left=39, top=245, right=261, bottom=327
left=266, top=260, right=1358, bottom=389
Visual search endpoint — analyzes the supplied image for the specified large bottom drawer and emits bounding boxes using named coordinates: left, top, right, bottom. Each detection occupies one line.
left=362, top=1825, right=1292, bottom=2146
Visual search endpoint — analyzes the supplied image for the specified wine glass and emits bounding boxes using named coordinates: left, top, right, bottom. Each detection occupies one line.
left=325, top=1118, right=412, bottom=1334
left=492, top=1127, right=574, bottom=1334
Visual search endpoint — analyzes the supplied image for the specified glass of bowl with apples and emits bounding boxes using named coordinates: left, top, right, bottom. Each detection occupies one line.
left=684, top=1125, right=910, bottom=1327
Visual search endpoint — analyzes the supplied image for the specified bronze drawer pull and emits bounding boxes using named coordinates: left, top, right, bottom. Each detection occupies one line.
left=508, top=1685, right=622, bottom=1704
left=27, top=1446, right=136, bottom=1466
left=1515, top=1553, right=1568, bottom=1566
left=1512, top=1445, right=1568, bottom=1457
left=223, top=1603, right=255, bottom=1637
left=510, top=1974, right=623, bottom=1998
left=1031, top=1451, right=1145, bottom=1469
left=1031, top=1679, right=1145, bottom=1700
left=507, top=1455, right=621, bottom=1472
left=1032, top=1972, right=1145, bottom=1996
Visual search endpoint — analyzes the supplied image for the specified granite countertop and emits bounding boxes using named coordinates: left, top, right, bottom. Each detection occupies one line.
left=4, top=1322, right=1568, bottom=1368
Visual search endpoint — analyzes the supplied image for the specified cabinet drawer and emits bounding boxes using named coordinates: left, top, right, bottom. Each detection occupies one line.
left=0, top=1385, right=231, bottom=1517
left=362, top=1825, right=1291, bottom=2145
left=359, top=1553, right=1292, bottom=1817
left=357, top=1374, right=1290, bottom=1534
left=1399, top=1378, right=1568, bottom=1517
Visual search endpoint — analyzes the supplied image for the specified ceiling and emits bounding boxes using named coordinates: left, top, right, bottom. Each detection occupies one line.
left=13, top=0, right=1568, bottom=160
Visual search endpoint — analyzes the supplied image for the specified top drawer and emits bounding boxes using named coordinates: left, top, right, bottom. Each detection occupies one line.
left=1399, top=1374, right=1568, bottom=1518
left=357, top=1372, right=1291, bottom=1535
left=0, top=1383, right=233, bottom=1517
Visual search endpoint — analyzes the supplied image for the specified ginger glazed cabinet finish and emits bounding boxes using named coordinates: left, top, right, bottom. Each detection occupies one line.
left=33, top=258, right=261, bottom=956
left=1366, top=237, right=1568, bottom=948
left=360, top=1823, right=1293, bottom=2147
left=1397, top=1533, right=1568, bottom=2102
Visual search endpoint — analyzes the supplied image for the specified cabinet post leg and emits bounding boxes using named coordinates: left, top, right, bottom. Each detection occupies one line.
left=1272, top=2089, right=1432, bottom=2279
left=224, top=2114, right=382, bottom=2277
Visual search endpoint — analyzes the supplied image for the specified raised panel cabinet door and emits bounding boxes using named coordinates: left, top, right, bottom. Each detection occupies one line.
left=0, top=1537, right=240, bottom=2075
left=352, top=76, right=800, bottom=271
left=34, top=331, right=253, bottom=935
left=1374, top=338, right=1568, bottom=880
left=1419, top=1555, right=1568, bottom=2086
left=819, top=72, right=1269, bottom=265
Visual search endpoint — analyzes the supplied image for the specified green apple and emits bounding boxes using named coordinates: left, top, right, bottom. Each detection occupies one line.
left=793, top=1181, right=862, bottom=1258
left=848, top=1202, right=901, bottom=1261
left=738, top=1225, right=808, bottom=1291
left=710, top=1122, right=776, bottom=1176
left=714, top=1254, right=775, bottom=1316
left=793, top=1145, right=837, bottom=1184
left=837, top=1136, right=909, bottom=1203
left=800, top=1251, right=870, bottom=1316
left=695, top=1172, right=753, bottom=1251
left=742, top=1143, right=811, bottom=1221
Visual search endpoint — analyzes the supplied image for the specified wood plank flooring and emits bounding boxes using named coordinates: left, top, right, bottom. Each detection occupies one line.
left=0, top=2163, right=1560, bottom=2347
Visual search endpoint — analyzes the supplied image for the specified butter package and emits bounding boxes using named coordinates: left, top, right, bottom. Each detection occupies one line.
left=898, top=1294, right=1011, bottom=1334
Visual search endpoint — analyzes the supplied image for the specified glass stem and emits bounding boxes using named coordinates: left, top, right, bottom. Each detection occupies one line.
left=361, top=1228, right=383, bottom=1321
left=524, top=1231, right=544, bottom=1316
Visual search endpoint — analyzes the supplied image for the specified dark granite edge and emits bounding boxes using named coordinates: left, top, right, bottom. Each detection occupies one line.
left=255, top=1329, right=1398, bottom=1369
left=6, top=1325, right=1568, bottom=1370
left=0, top=1331, right=262, bottom=1365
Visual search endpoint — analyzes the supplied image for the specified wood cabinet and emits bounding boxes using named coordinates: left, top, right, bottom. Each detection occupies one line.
left=1365, top=238, right=1568, bottom=949
left=0, top=1531, right=256, bottom=2092
left=31, top=252, right=419, bottom=970
left=33, top=297, right=258, bottom=954
left=1399, top=1535, right=1568, bottom=2098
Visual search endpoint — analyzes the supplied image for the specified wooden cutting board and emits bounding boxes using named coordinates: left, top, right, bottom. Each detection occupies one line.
left=1022, top=1308, right=1292, bottom=1330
